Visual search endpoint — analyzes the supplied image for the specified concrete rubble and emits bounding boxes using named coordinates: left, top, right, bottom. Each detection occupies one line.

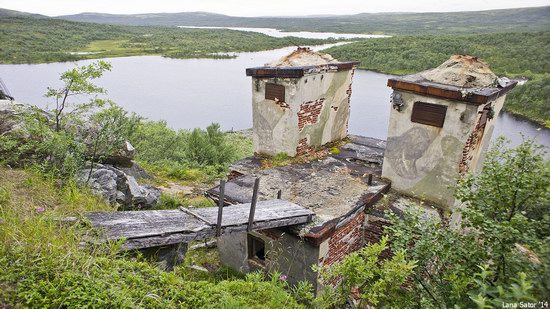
left=420, top=54, right=498, bottom=88
left=266, top=47, right=337, bottom=67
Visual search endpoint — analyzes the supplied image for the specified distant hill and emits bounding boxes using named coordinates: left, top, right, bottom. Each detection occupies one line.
left=0, top=8, right=46, bottom=18
left=56, top=6, right=550, bottom=35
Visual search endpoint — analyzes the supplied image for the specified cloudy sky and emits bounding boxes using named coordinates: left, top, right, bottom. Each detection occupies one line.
left=0, top=0, right=547, bottom=16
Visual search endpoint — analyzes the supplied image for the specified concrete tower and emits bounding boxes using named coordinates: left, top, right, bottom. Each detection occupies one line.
left=246, top=48, right=359, bottom=157
left=382, top=55, right=517, bottom=208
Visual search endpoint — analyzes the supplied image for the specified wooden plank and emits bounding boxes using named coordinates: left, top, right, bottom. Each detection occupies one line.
left=193, top=200, right=313, bottom=226
left=121, top=215, right=313, bottom=250
left=85, top=198, right=315, bottom=250
left=179, top=207, right=215, bottom=225
left=85, top=210, right=208, bottom=239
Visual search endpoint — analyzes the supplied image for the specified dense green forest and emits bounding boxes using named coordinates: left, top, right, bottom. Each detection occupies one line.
left=0, top=16, right=336, bottom=64
left=55, top=6, right=550, bottom=35
left=323, top=31, right=550, bottom=123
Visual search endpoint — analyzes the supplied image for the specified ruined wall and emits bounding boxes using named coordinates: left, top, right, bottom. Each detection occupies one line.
left=319, top=211, right=365, bottom=267
left=217, top=230, right=321, bottom=287
left=466, top=95, right=506, bottom=174
left=382, top=91, right=482, bottom=208
left=252, top=69, right=354, bottom=157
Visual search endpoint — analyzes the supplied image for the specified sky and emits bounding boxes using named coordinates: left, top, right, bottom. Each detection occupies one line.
left=0, top=0, right=548, bottom=17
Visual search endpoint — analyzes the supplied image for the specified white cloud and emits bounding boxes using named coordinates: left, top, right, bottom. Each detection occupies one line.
left=0, top=0, right=548, bottom=16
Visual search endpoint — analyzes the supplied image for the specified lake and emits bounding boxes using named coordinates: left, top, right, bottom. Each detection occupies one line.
left=178, top=26, right=389, bottom=39
left=0, top=44, right=548, bottom=150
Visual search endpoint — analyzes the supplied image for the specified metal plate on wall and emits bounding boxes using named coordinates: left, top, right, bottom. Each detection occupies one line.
left=411, top=102, right=447, bottom=128
left=265, top=83, right=285, bottom=102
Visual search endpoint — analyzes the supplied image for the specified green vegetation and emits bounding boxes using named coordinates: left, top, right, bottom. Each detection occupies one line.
left=55, top=7, right=550, bottom=35
left=319, top=138, right=549, bottom=308
left=0, top=167, right=304, bottom=308
left=0, top=16, right=337, bottom=64
left=128, top=121, right=253, bottom=183
left=324, top=31, right=550, bottom=123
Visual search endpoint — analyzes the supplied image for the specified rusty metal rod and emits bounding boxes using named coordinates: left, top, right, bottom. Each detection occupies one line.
left=277, top=189, right=282, bottom=199
left=248, top=178, right=260, bottom=232
left=368, top=174, right=373, bottom=185
left=216, top=180, right=226, bottom=237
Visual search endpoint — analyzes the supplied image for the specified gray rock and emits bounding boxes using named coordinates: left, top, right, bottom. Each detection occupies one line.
left=118, top=161, right=151, bottom=179
left=101, top=141, right=135, bottom=167
left=79, top=163, right=160, bottom=210
left=0, top=100, right=51, bottom=137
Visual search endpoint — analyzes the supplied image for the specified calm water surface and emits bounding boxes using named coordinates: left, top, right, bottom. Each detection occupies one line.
left=178, top=26, right=389, bottom=39
left=1, top=44, right=548, bottom=150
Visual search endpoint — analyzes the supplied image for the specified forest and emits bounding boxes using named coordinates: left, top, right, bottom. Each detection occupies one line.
left=323, top=31, right=550, bottom=124
left=56, top=6, right=550, bottom=35
left=0, top=16, right=337, bottom=64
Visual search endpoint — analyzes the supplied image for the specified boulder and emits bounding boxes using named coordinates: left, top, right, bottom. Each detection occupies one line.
left=0, top=100, right=51, bottom=137
left=101, top=141, right=135, bottom=167
left=118, top=161, right=152, bottom=180
left=79, top=163, right=160, bottom=210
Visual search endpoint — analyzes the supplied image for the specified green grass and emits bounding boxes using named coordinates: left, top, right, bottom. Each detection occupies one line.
left=0, top=166, right=303, bottom=308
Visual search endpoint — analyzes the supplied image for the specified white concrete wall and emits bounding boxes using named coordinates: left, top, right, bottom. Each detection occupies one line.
left=382, top=90, right=488, bottom=208
left=252, top=69, right=354, bottom=156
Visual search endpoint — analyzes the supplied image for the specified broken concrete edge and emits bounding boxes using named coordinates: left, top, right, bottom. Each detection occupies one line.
left=387, top=76, right=518, bottom=105
left=302, top=182, right=391, bottom=246
left=246, top=61, right=360, bottom=78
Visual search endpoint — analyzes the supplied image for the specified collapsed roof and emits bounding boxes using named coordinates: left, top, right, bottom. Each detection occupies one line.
left=420, top=54, right=498, bottom=88
left=266, top=47, right=338, bottom=67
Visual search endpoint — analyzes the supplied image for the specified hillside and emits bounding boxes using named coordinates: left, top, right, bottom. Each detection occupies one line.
left=323, top=32, right=550, bottom=123
left=0, top=16, right=336, bottom=64
left=56, top=6, right=550, bottom=35
left=0, top=7, right=46, bottom=18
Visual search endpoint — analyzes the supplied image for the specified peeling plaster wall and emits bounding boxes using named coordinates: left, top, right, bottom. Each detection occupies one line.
left=469, top=95, right=506, bottom=174
left=382, top=90, right=482, bottom=208
left=252, top=69, right=354, bottom=157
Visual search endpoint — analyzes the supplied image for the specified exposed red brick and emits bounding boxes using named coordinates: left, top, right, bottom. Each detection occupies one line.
left=296, top=137, right=315, bottom=156
left=320, top=212, right=365, bottom=267
left=297, top=98, right=325, bottom=130
left=459, top=106, right=488, bottom=176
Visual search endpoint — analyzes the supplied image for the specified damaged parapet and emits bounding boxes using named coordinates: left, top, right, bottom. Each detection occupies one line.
left=383, top=55, right=517, bottom=208
left=246, top=47, right=359, bottom=157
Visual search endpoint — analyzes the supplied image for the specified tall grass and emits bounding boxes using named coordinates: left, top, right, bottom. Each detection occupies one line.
left=0, top=167, right=302, bottom=308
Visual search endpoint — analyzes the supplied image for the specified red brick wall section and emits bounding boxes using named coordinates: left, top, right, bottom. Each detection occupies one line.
left=364, top=215, right=392, bottom=259
left=296, top=137, right=315, bottom=156
left=320, top=212, right=365, bottom=267
left=297, top=98, right=325, bottom=131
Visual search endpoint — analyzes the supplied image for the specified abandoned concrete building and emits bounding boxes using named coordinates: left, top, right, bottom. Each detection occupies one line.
left=83, top=49, right=518, bottom=286
left=204, top=50, right=518, bottom=288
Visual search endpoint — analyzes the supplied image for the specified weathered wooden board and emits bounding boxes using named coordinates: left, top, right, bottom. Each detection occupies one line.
left=193, top=200, right=312, bottom=226
left=86, top=210, right=208, bottom=240
left=85, top=199, right=314, bottom=250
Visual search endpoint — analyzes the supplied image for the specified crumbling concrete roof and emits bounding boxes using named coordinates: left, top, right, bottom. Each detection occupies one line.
left=420, top=55, right=497, bottom=88
left=266, top=47, right=338, bottom=67
left=206, top=135, right=389, bottom=233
